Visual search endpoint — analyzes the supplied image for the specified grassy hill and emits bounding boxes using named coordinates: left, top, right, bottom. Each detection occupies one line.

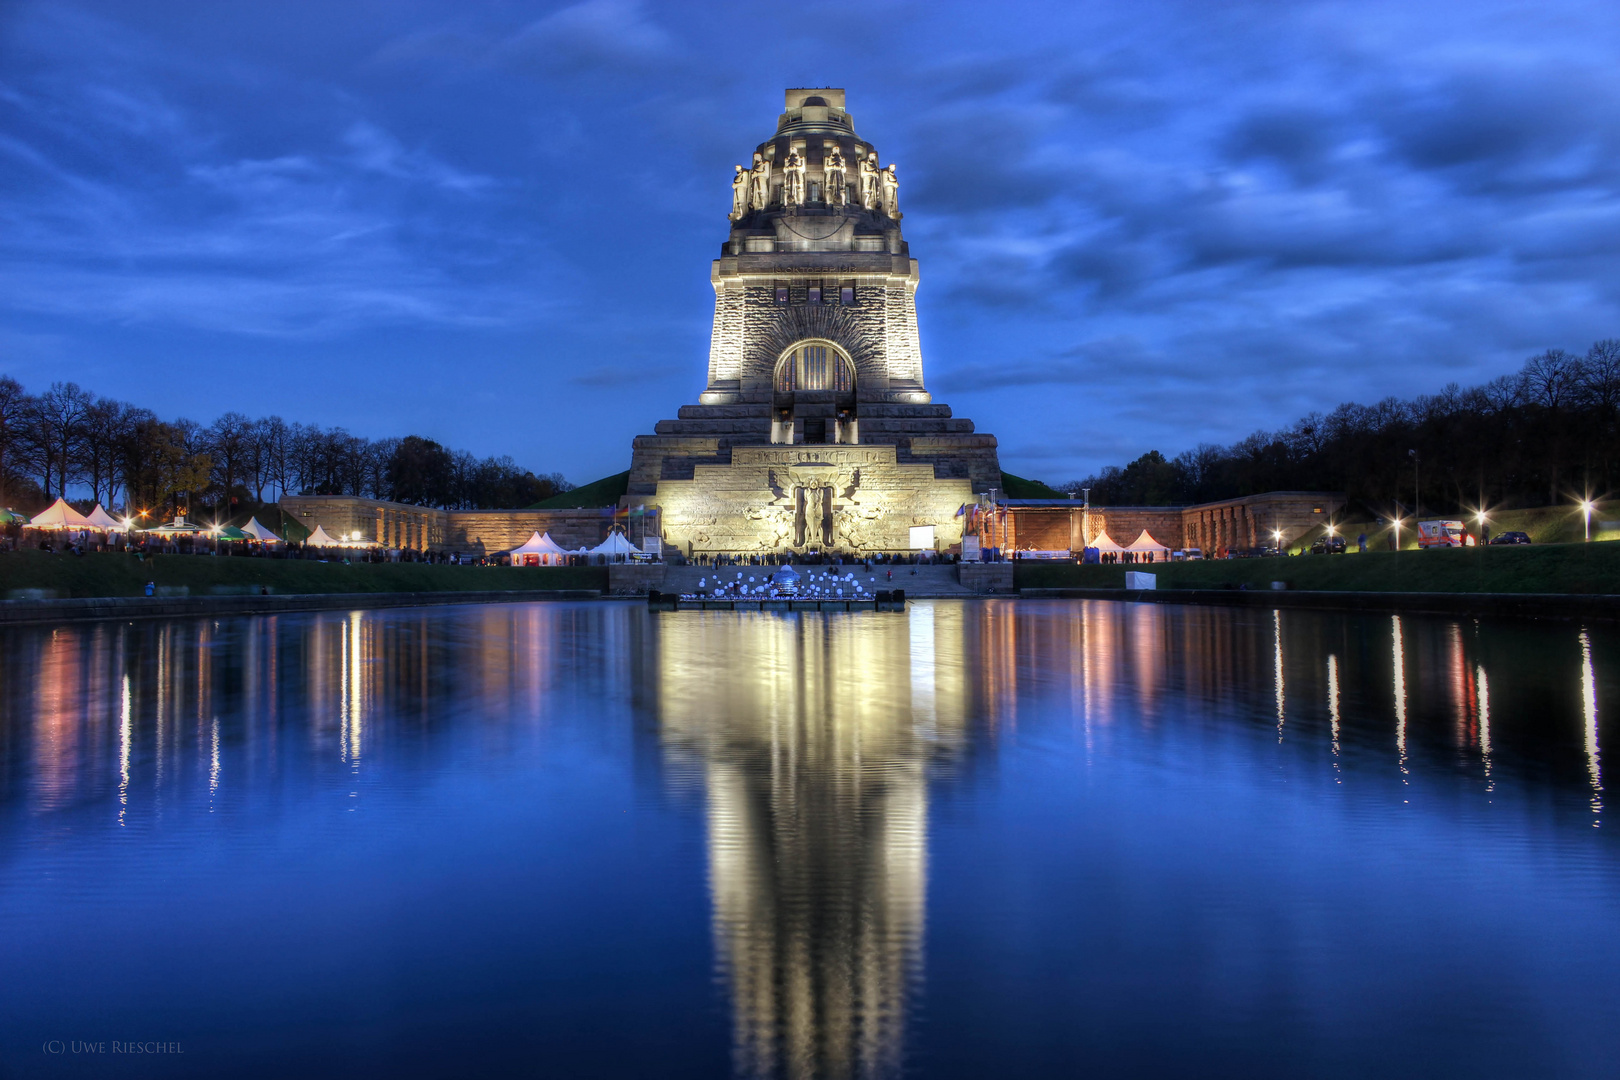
left=1000, top=471, right=1072, bottom=499
left=529, top=471, right=629, bottom=509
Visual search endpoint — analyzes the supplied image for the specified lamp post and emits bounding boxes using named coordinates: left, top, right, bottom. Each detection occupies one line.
left=1408, top=449, right=1420, bottom=520
left=1581, top=499, right=1594, bottom=542
left=1476, top=509, right=1488, bottom=546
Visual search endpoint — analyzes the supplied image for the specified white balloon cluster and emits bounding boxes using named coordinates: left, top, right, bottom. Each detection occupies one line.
left=679, top=564, right=886, bottom=602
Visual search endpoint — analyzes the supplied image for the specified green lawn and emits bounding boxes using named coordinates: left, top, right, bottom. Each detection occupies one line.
left=529, top=471, right=629, bottom=509
left=1016, top=541, right=1620, bottom=594
left=0, top=550, right=607, bottom=599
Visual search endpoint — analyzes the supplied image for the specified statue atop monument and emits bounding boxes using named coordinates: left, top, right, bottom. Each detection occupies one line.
left=824, top=145, right=847, bottom=208
left=749, top=151, right=771, bottom=212
left=859, top=152, right=881, bottom=212
left=782, top=146, right=806, bottom=209
left=729, top=164, right=749, bottom=221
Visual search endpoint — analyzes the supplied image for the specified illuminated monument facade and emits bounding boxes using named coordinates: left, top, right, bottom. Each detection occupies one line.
left=632, top=89, right=1001, bottom=556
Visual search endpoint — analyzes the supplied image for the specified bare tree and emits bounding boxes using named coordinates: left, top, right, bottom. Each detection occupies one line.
left=1522, top=348, right=1583, bottom=410
left=206, top=411, right=253, bottom=518
left=1582, top=339, right=1620, bottom=417
left=0, top=376, right=32, bottom=506
left=31, top=382, right=92, bottom=499
left=78, top=397, right=135, bottom=506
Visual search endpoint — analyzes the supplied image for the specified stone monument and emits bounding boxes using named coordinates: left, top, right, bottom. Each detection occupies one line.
left=631, top=88, right=1001, bottom=557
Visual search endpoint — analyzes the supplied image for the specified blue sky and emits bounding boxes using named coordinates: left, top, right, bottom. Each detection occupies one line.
left=3, top=0, right=1619, bottom=486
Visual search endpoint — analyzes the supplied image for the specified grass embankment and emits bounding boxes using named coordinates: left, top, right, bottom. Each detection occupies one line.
left=1016, top=542, right=1620, bottom=594
left=528, top=471, right=629, bottom=509
left=0, top=551, right=607, bottom=599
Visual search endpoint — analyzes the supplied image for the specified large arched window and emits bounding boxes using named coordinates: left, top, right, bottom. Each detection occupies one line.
left=775, top=341, right=855, bottom=393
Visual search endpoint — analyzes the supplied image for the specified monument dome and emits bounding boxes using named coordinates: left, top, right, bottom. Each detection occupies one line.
left=629, top=88, right=1001, bottom=557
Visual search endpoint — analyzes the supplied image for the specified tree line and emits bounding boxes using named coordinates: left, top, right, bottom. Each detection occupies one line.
left=0, top=377, right=573, bottom=517
left=1058, top=340, right=1620, bottom=514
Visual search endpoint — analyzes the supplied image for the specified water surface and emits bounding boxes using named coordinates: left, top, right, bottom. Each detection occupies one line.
left=1, top=600, right=1615, bottom=1078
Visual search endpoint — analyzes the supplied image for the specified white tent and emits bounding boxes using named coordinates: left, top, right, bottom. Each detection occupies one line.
left=28, top=498, right=92, bottom=529
left=1127, top=529, right=1171, bottom=553
left=1085, top=529, right=1125, bottom=553
left=83, top=504, right=122, bottom=531
left=306, top=525, right=340, bottom=546
left=590, top=531, right=639, bottom=559
left=242, top=517, right=283, bottom=543
left=509, top=531, right=570, bottom=565
left=511, top=531, right=570, bottom=556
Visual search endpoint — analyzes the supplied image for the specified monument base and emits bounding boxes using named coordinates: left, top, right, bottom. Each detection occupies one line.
left=653, top=444, right=973, bottom=556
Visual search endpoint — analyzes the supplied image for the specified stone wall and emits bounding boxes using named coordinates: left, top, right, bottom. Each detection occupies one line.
left=654, top=444, right=973, bottom=556
left=986, top=492, right=1350, bottom=554
left=279, top=496, right=620, bottom=556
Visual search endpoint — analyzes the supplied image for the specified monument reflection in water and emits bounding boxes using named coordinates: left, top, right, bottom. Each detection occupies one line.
left=1, top=600, right=1616, bottom=1078
left=651, top=607, right=967, bottom=1079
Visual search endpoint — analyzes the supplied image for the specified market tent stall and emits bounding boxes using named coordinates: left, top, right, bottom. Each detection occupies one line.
left=589, top=531, right=639, bottom=562
left=28, top=498, right=92, bottom=530
left=146, top=516, right=205, bottom=537
left=1086, top=529, right=1125, bottom=554
left=306, top=525, right=340, bottom=547
left=508, top=531, right=570, bottom=566
left=0, top=509, right=31, bottom=525
left=83, top=504, right=122, bottom=531
left=1127, top=529, right=1172, bottom=561
left=216, top=526, right=250, bottom=541
left=242, top=517, right=283, bottom=543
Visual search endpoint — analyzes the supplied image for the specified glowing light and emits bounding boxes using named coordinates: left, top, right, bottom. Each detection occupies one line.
left=1273, top=610, right=1285, bottom=739
left=1327, top=654, right=1340, bottom=775
left=1478, top=664, right=1492, bottom=790
left=1581, top=629, right=1602, bottom=823
left=1392, top=615, right=1408, bottom=781
left=118, top=674, right=131, bottom=826
left=1580, top=499, right=1595, bottom=542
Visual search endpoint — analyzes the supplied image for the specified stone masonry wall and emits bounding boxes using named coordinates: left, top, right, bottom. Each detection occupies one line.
left=655, top=444, right=972, bottom=555
left=280, top=496, right=618, bottom=556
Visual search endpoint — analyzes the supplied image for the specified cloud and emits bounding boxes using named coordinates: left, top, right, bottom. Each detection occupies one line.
left=570, top=363, right=683, bottom=388
left=340, top=122, right=496, bottom=193
left=501, top=0, right=679, bottom=72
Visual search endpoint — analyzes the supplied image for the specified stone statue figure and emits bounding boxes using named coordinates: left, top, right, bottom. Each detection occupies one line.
left=824, top=146, right=847, bottom=208
left=783, top=148, right=806, bottom=209
left=880, top=163, right=901, bottom=219
left=730, top=164, right=750, bottom=220
left=859, top=152, right=881, bottom=211
left=749, top=152, right=771, bottom=212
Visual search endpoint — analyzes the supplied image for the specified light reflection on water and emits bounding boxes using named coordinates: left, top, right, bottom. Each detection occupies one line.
left=0, top=600, right=1617, bottom=1078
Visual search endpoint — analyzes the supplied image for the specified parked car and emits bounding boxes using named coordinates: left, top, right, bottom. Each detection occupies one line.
left=1488, top=531, right=1532, bottom=545
left=1309, top=536, right=1347, bottom=555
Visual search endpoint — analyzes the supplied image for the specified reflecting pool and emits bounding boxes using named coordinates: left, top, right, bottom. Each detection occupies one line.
left=1, top=600, right=1617, bottom=1078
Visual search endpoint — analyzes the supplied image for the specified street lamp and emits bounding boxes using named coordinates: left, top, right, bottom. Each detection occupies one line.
left=1581, top=499, right=1594, bottom=542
